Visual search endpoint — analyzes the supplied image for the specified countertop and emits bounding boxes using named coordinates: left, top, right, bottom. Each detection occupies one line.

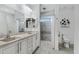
left=0, top=32, right=37, bottom=47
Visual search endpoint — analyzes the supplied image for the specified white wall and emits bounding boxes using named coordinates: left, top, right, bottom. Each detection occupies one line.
left=31, top=4, right=40, bottom=31
left=74, top=5, right=79, bottom=54
left=23, top=5, right=32, bottom=18
left=26, top=4, right=40, bottom=32
left=26, top=4, right=41, bottom=46
left=58, top=5, right=74, bottom=44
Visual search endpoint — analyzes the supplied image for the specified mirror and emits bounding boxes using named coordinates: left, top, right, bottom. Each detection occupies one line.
left=6, top=13, right=17, bottom=35
left=0, top=4, right=37, bottom=37
left=0, top=12, right=8, bottom=37
left=6, top=13, right=26, bottom=35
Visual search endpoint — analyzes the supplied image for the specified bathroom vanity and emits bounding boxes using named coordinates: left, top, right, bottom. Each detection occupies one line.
left=0, top=32, right=40, bottom=54
left=0, top=4, right=40, bottom=54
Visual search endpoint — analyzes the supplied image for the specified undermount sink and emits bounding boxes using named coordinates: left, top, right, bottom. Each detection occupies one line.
left=0, top=37, right=19, bottom=42
left=27, top=32, right=32, bottom=34
left=26, top=32, right=33, bottom=34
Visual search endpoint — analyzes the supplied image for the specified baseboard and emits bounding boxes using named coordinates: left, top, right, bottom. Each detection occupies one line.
left=32, top=46, right=39, bottom=54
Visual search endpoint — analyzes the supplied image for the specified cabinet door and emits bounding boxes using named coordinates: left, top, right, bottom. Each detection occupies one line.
left=19, top=39, right=28, bottom=54
left=2, top=42, right=19, bottom=54
left=27, top=37, right=33, bottom=54
left=0, top=48, right=2, bottom=54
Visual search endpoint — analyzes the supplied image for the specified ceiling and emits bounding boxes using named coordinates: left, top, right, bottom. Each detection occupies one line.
left=40, top=4, right=57, bottom=13
left=26, top=4, right=57, bottom=12
left=26, top=4, right=74, bottom=13
left=26, top=4, right=39, bottom=10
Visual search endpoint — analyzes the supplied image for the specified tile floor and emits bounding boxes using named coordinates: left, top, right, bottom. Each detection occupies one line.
left=35, top=40, right=74, bottom=54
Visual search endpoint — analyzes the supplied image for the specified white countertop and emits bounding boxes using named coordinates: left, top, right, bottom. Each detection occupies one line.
left=0, top=32, right=37, bottom=47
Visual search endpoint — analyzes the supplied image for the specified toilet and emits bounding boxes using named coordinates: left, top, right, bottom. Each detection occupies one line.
left=59, top=33, right=70, bottom=48
left=64, top=37, right=70, bottom=48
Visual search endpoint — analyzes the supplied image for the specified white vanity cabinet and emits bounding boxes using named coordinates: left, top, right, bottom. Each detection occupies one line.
left=19, top=38, right=28, bottom=54
left=19, top=34, right=38, bottom=54
left=2, top=41, right=19, bottom=54
left=0, top=33, right=39, bottom=54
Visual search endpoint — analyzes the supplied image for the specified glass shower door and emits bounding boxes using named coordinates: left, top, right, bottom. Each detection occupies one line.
left=40, top=16, right=52, bottom=41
